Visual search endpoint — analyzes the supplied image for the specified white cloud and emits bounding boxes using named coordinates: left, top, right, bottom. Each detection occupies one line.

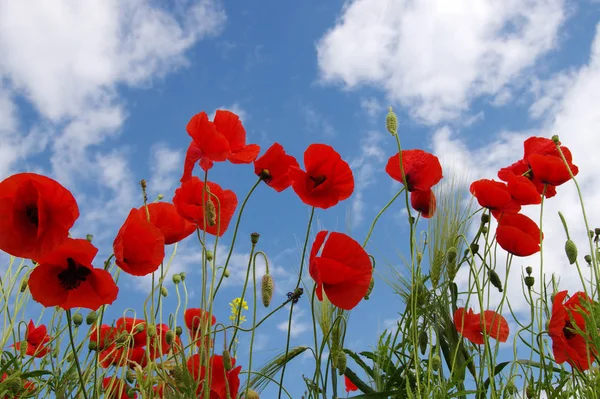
left=317, top=0, right=566, bottom=124
left=302, top=104, right=336, bottom=138
left=212, top=103, right=249, bottom=123
left=276, top=306, right=310, bottom=338
left=149, top=145, right=183, bottom=198
left=360, top=97, right=383, bottom=119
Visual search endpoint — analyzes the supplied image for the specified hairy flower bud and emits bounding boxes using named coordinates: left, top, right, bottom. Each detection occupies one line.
left=223, top=268, right=230, bottom=278
left=481, top=213, right=490, bottom=224
left=364, top=277, right=375, bottom=300
left=585, top=254, right=592, bottom=265
left=386, top=107, right=398, bottom=136
left=565, top=239, right=578, bottom=264
left=86, top=311, right=97, bottom=325
left=19, top=341, right=28, bottom=357
left=222, top=349, right=233, bottom=371
left=180, top=272, right=186, bottom=281
left=470, top=243, right=479, bottom=254
left=20, top=279, right=28, bottom=293
left=336, top=351, right=347, bottom=375
left=72, top=313, right=83, bottom=326
left=88, top=341, right=98, bottom=351
left=488, top=270, right=503, bottom=293
left=157, top=194, right=164, bottom=200
left=261, top=274, right=274, bottom=307
left=86, top=234, right=93, bottom=242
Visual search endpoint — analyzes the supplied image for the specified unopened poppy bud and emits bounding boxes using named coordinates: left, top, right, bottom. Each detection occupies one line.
left=20, top=279, right=28, bottom=293
left=246, top=390, right=260, bottom=399
left=175, top=326, right=183, bottom=336
left=251, top=232, right=260, bottom=244
left=86, top=234, right=93, bottom=242
left=525, top=276, right=535, bottom=288
left=416, top=252, right=423, bottom=265
left=223, top=349, right=233, bottom=371
left=180, top=272, right=186, bottom=281
left=565, top=239, right=578, bottom=264
left=126, top=370, right=136, bottom=384
left=336, top=351, right=347, bottom=375
left=419, top=330, right=428, bottom=355
left=223, top=268, right=230, bottom=278
left=88, top=341, right=98, bottom=351
left=147, top=325, right=157, bottom=338
left=386, top=107, right=398, bottom=136
left=165, top=330, right=175, bottom=345
left=205, top=199, right=217, bottom=227
left=172, top=274, right=182, bottom=284
left=488, top=270, right=503, bottom=292
left=480, top=226, right=488, bottom=234
left=551, top=135, right=560, bottom=144
left=261, top=274, right=274, bottom=307
left=364, top=277, right=375, bottom=300
left=590, top=230, right=595, bottom=239
left=136, top=324, right=145, bottom=333
left=481, top=213, right=490, bottom=224
left=86, top=311, right=97, bottom=325
left=72, top=313, right=83, bottom=326
left=409, top=216, right=415, bottom=226
left=19, top=341, right=28, bottom=357
left=585, top=254, right=592, bottom=265
left=206, top=250, right=214, bottom=261
left=160, top=286, right=168, bottom=297
left=157, top=194, right=164, bottom=200
left=525, top=266, right=533, bottom=276
left=431, top=355, right=441, bottom=371
left=470, top=243, right=479, bottom=254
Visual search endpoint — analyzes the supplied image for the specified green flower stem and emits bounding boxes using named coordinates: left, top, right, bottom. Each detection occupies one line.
left=244, top=251, right=262, bottom=398
left=362, top=187, right=405, bottom=248
left=228, top=240, right=257, bottom=353
left=278, top=206, right=315, bottom=399
left=213, top=177, right=262, bottom=299
left=66, top=310, right=90, bottom=399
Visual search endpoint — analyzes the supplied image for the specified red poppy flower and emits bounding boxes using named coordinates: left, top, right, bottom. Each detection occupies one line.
left=147, top=324, right=180, bottom=359
left=173, top=178, right=238, bottom=237
left=495, top=213, right=542, bottom=257
left=99, top=344, right=126, bottom=368
left=103, top=377, right=136, bottom=399
left=528, top=154, right=579, bottom=186
left=28, top=238, right=119, bottom=310
left=90, top=324, right=116, bottom=351
left=136, top=202, right=196, bottom=245
left=469, top=179, right=521, bottom=214
left=0, top=173, right=79, bottom=261
left=410, top=189, right=436, bottom=218
left=113, top=208, right=165, bottom=276
left=385, top=150, right=443, bottom=192
left=344, top=375, right=358, bottom=392
left=182, top=110, right=260, bottom=179
left=498, top=159, right=557, bottom=199
left=453, top=307, right=509, bottom=345
left=254, top=143, right=300, bottom=192
left=187, top=354, right=242, bottom=398
left=14, top=320, right=51, bottom=358
left=549, top=291, right=596, bottom=371
left=115, top=317, right=147, bottom=348
left=289, top=144, right=354, bottom=209
left=126, top=346, right=149, bottom=369
left=185, top=308, right=216, bottom=335
left=309, top=231, right=372, bottom=310
left=506, top=174, right=541, bottom=205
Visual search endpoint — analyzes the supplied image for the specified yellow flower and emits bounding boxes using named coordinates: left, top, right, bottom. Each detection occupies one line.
left=229, top=297, right=248, bottom=325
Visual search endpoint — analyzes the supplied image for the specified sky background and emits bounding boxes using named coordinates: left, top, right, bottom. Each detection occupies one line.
left=2, top=0, right=600, bottom=397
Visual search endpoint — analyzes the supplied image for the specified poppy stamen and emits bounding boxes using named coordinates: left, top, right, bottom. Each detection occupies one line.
left=25, top=206, right=39, bottom=226
left=58, top=258, right=91, bottom=290
left=564, top=321, right=576, bottom=340
left=309, top=175, right=327, bottom=189
left=259, top=169, right=272, bottom=182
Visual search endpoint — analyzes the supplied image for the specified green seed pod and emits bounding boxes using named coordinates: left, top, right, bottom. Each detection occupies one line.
left=165, top=330, right=175, bottom=345
left=223, top=268, right=230, bottom=278
left=86, top=311, right=97, bottom=325
left=386, top=107, right=398, bottom=136
left=180, top=272, right=186, bottom=281
left=261, top=274, right=274, bottom=307
left=363, top=277, right=375, bottom=300
left=565, top=239, right=578, bottom=264
left=223, top=349, right=233, bottom=371
left=585, top=254, right=592, bottom=265
left=480, top=226, right=488, bottom=234
left=206, top=250, right=214, bottom=261
left=175, top=326, right=183, bottom=336
left=481, top=213, right=490, bottom=224
left=86, top=234, right=94, bottom=242
left=88, top=341, right=98, bottom=351
left=525, top=276, right=535, bottom=288
left=470, top=243, right=479, bottom=254
left=419, top=330, right=428, bottom=355
left=72, top=313, right=83, bottom=326
left=160, top=286, right=168, bottom=297
left=336, top=351, right=347, bottom=375
left=147, top=325, right=157, bottom=338
left=172, top=274, right=182, bottom=284
left=488, top=270, right=503, bottom=293
left=250, top=232, right=260, bottom=244
left=525, top=266, right=533, bottom=276
left=431, top=355, right=441, bottom=371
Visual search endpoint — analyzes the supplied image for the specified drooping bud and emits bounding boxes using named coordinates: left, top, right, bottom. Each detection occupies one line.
left=206, top=250, right=214, bottom=261
left=565, top=239, right=578, bottom=264
left=363, top=277, right=375, bottom=300
left=246, top=390, right=260, bottom=399
left=147, top=325, right=157, bottom=338
left=175, top=326, right=183, bottom=336
left=336, top=351, right=347, bottom=375
left=222, top=349, right=233, bottom=371
left=470, top=243, right=479, bottom=254
left=160, top=286, right=168, bottom=297
left=525, top=276, right=535, bottom=289
left=488, top=270, right=503, bottom=293
left=180, top=272, right=186, bottom=281
left=585, top=254, right=592, bottom=265
left=481, top=213, right=490, bottom=224
left=86, top=311, right=97, bottom=325
left=526, top=382, right=535, bottom=398
left=172, top=274, right=182, bottom=284
left=223, top=268, right=230, bottom=278
left=72, top=313, right=83, bottom=326
left=136, top=324, right=145, bottom=333
left=250, top=232, right=260, bottom=245
left=165, top=330, right=175, bottom=345
left=386, top=107, right=398, bottom=136
left=20, top=279, right=28, bottom=293
left=261, top=274, right=274, bottom=307
left=525, top=266, right=533, bottom=276
left=419, top=330, right=428, bottom=355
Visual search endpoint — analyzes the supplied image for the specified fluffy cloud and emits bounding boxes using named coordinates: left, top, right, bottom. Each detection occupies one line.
left=317, top=0, right=565, bottom=124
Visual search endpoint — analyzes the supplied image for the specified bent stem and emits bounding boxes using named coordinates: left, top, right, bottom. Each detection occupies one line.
left=362, top=187, right=405, bottom=248
left=278, top=206, right=315, bottom=399
left=66, top=310, right=90, bottom=399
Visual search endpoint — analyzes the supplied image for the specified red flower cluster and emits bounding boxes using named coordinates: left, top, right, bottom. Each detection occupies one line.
left=187, top=353, right=242, bottom=398
left=549, top=290, right=597, bottom=371
left=454, top=307, right=509, bottom=345
left=386, top=149, right=443, bottom=218
left=13, top=320, right=51, bottom=358
left=310, top=231, right=372, bottom=310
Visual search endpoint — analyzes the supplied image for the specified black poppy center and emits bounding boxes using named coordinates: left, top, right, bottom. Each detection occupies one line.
left=563, top=321, right=576, bottom=340
left=58, top=258, right=91, bottom=290
left=26, top=206, right=39, bottom=227
left=259, top=169, right=272, bottom=182
left=309, top=175, right=327, bottom=189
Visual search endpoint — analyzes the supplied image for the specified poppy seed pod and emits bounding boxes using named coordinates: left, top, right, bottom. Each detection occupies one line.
left=88, top=341, right=98, bottom=351
left=72, top=313, right=83, bottom=326
left=470, top=243, right=479, bottom=254
left=86, top=234, right=93, bottom=242
left=525, top=276, right=535, bottom=288
left=386, top=107, right=398, bottom=136
left=585, top=254, right=592, bottom=265
left=222, top=349, right=233, bottom=371
left=261, top=274, right=274, bottom=307
left=525, top=266, right=533, bottom=276
left=180, top=272, right=186, bottom=281
left=481, top=213, right=490, bottom=224
left=86, top=311, right=97, bottom=325
left=175, top=326, right=183, bottom=336
left=336, top=351, right=347, bottom=375
left=223, top=268, right=230, bottom=278
left=172, top=274, right=182, bottom=284
left=488, top=270, right=503, bottom=293
left=160, top=286, right=168, bottom=297
left=165, top=330, right=175, bottom=345
left=565, top=239, right=578, bottom=264
left=251, top=232, right=260, bottom=244
left=206, top=250, right=214, bottom=261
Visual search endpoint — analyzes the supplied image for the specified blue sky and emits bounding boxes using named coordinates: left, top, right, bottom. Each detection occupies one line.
left=2, top=0, right=600, bottom=397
